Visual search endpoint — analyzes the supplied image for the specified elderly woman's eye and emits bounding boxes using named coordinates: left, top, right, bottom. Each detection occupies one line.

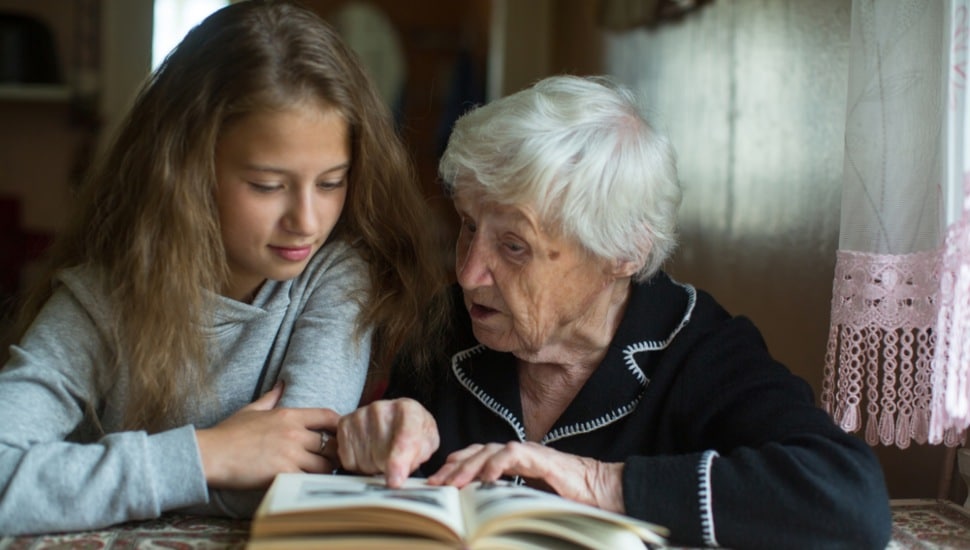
left=462, top=219, right=477, bottom=233
left=504, top=241, right=524, bottom=253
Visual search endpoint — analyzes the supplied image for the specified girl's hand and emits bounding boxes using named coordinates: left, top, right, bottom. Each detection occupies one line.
left=195, top=383, right=340, bottom=489
left=334, top=398, right=440, bottom=487
left=428, top=441, right=626, bottom=513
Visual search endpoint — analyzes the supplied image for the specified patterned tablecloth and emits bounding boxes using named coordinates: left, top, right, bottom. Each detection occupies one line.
left=2, top=499, right=969, bottom=549
left=889, top=499, right=970, bottom=549
left=0, top=514, right=249, bottom=549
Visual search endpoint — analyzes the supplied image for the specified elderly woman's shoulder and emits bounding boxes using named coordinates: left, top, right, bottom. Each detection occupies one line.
left=633, top=272, right=731, bottom=329
left=642, top=272, right=775, bottom=355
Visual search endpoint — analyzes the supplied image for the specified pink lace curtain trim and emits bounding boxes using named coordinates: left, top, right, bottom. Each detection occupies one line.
left=931, top=209, right=970, bottom=444
left=821, top=249, right=965, bottom=447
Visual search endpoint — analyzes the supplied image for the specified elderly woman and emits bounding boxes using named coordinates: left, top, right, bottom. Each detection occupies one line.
left=333, top=75, right=892, bottom=549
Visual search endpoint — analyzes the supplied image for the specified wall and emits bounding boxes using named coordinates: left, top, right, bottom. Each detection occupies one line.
left=0, top=1, right=84, bottom=234
left=609, top=0, right=955, bottom=500
left=607, top=0, right=845, bottom=408
left=0, top=0, right=90, bottom=314
left=0, top=0, right=150, bottom=319
left=489, top=0, right=601, bottom=97
left=98, top=0, right=152, bottom=155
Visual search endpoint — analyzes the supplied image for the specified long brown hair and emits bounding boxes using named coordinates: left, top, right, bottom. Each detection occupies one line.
left=5, top=0, right=449, bottom=431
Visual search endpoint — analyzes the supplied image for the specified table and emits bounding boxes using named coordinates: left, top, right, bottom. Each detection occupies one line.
left=0, top=514, right=249, bottom=549
left=2, top=499, right=969, bottom=549
left=888, top=499, right=970, bottom=549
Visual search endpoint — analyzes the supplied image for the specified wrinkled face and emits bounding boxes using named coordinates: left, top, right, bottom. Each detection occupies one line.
left=453, top=188, right=620, bottom=359
left=215, top=103, right=350, bottom=302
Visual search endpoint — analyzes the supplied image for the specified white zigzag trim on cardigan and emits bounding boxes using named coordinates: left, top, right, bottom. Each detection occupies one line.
left=451, top=280, right=697, bottom=446
left=452, top=344, right=528, bottom=442
left=698, top=449, right=720, bottom=547
left=622, top=282, right=697, bottom=381
left=543, top=396, right=643, bottom=443
left=545, top=282, right=697, bottom=444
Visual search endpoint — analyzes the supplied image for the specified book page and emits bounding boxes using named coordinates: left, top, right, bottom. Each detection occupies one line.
left=261, top=473, right=467, bottom=539
left=472, top=517, right=649, bottom=550
left=460, top=481, right=667, bottom=548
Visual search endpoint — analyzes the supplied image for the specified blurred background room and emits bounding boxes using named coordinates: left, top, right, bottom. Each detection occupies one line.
left=0, top=0, right=958, bottom=506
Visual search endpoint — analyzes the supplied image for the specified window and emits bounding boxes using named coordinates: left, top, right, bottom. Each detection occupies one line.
left=152, top=0, right=228, bottom=70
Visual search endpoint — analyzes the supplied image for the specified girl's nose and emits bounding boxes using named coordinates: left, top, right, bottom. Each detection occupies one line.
left=283, top=192, right=319, bottom=235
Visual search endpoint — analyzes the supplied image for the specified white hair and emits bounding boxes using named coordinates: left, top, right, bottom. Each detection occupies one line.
left=439, top=75, right=682, bottom=281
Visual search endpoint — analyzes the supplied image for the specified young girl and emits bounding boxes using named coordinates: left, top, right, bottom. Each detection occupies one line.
left=0, top=0, right=448, bottom=535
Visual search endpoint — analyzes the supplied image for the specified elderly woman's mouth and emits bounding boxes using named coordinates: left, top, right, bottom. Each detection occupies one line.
left=469, top=303, right=499, bottom=319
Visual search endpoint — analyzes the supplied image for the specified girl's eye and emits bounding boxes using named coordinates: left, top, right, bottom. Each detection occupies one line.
left=249, top=182, right=281, bottom=193
left=318, top=179, right=345, bottom=190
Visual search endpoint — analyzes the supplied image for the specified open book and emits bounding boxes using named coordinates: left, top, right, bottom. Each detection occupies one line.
left=247, top=473, right=667, bottom=549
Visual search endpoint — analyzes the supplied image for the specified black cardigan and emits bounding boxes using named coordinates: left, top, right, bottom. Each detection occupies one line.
left=388, top=273, right=892, bottom=549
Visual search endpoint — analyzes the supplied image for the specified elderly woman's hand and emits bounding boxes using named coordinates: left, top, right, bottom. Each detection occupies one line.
left=334, top=398, right=440, bottom=487
left=426, top=441, right=626, bottom=514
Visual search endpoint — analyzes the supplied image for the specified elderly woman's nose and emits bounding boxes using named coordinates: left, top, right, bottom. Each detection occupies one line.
left=456, top=237, right=493, bottom=288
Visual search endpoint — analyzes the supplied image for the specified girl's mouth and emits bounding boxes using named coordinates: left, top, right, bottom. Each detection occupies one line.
left=271, top=245, right=313, bottom=262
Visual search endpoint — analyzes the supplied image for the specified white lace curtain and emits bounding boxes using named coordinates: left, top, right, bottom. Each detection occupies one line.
left=821, top=0, right=970, bottom=448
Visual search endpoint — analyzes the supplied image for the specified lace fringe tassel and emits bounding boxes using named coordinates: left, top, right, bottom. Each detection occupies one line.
left=822, top=323, right=955, bottom=447
left=930, top=213, right=970, bottom=445
left=821, top=249, right=965, bottom=448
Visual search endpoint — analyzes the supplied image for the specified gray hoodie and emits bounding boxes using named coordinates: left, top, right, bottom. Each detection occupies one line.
left=0, top=239, right=370, bottom=535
